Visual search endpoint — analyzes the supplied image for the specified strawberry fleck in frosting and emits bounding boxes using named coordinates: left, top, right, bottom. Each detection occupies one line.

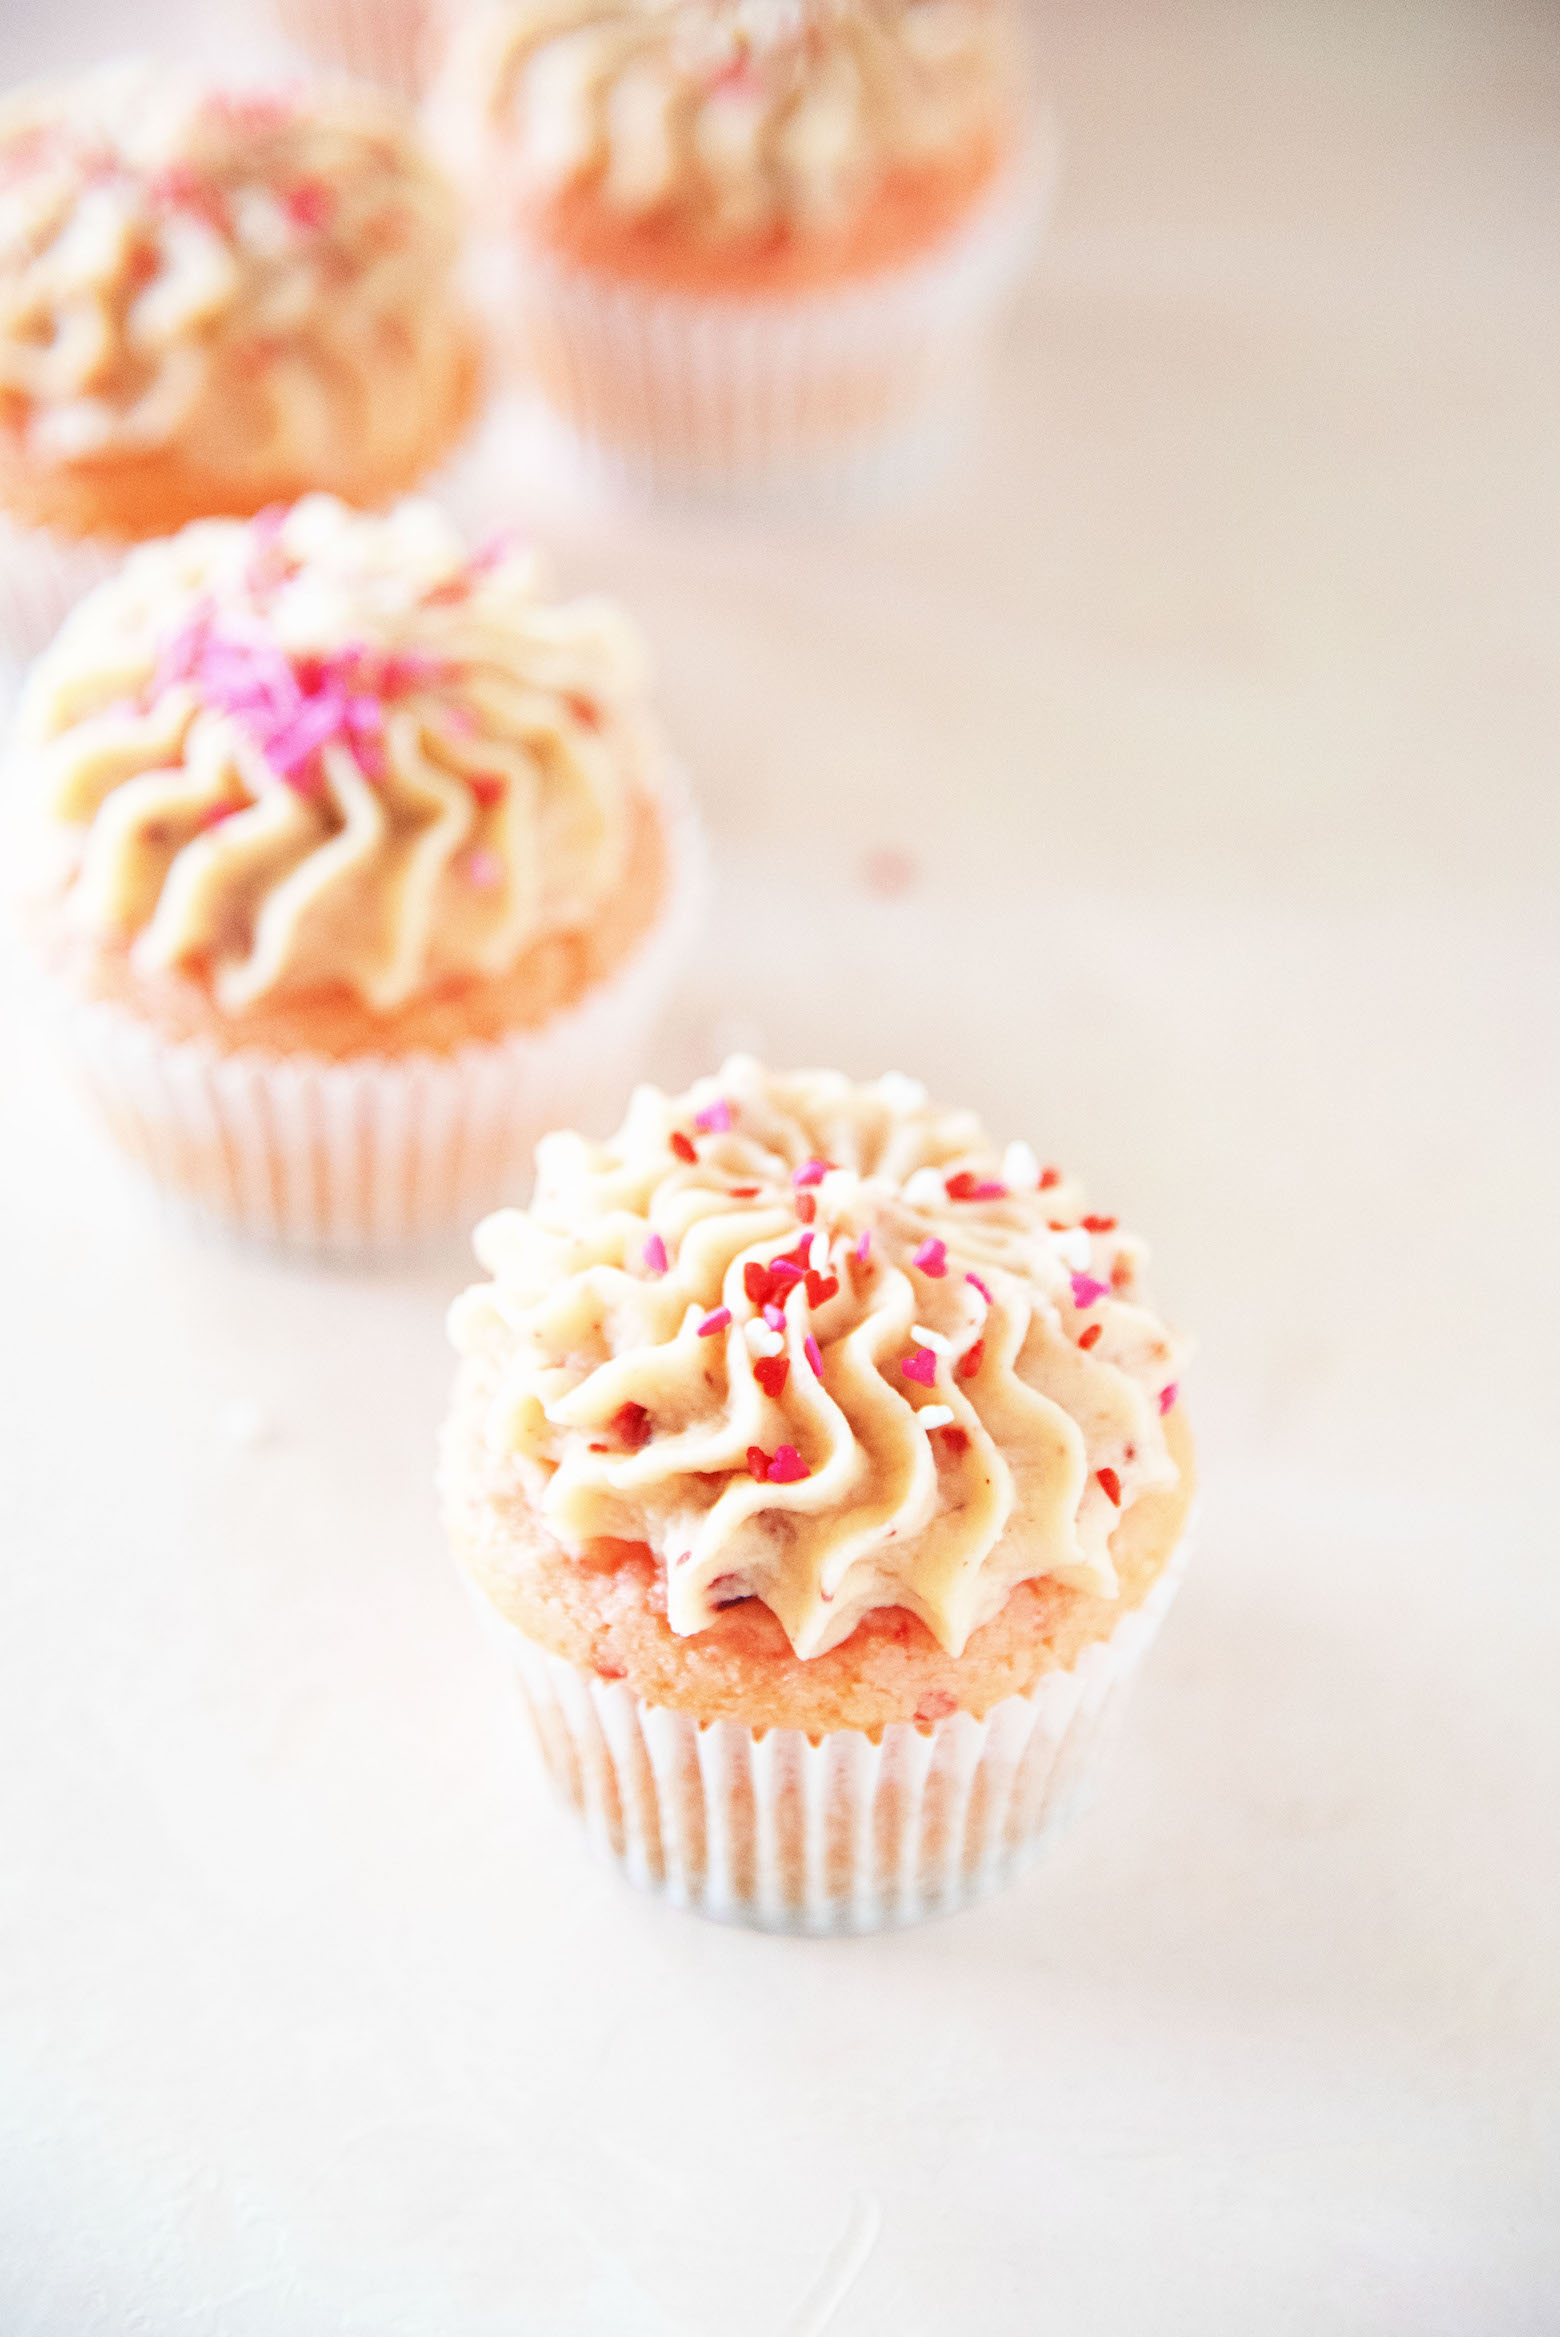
left=433, top=0, right=1022, bottom=248
left=18, top=494, right=656, bottom=1012
left=0, top=62, right=469, bottom=494
left=450, top=1062, right=1191, bottom=1659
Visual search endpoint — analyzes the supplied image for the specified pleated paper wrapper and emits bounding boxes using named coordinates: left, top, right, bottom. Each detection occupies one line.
left=478, top=131, right=1057, bottom=508
left=266, top=0, right=458, bottom=100
left=478, top=1536, right=1190, bottom=1936
left=37, top=771, right=704, bottom=1259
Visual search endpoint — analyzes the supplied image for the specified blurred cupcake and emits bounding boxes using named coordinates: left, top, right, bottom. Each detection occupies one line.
left=10, top=493, right=700, bottom=1255
left=427, top=0, right=1046, bottom=500
left=0, top=62, right=481, bottom=662
left=444, top=1061, right=1193, bottom=1932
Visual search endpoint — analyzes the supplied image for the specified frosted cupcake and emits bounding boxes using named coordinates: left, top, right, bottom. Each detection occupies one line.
left=0, top=62, right=481, bottom=661
left=10, top=493, right=700, bottom=1255
left=444, top=1061, right=1193, bottom=1932
left=427, top=0, right=1044, bottom=498
left=269, top=0, right=461, bottom=104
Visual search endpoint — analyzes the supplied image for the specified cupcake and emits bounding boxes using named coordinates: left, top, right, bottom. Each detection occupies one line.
left=427, top=0, right=1046, bottom=500
left=0, top=62, right=481, bottom=663
left=443, top=1061, right=1194, bottom=1932
left=9, top=493, right=701, bottom=1255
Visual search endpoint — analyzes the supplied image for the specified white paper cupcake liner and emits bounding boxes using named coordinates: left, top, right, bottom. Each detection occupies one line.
left=0, top=518, right=122, bottom=676
left=36, top=773, right=704, bottom=1259
left=477, top=130, right=1056, bottom=509
left=477, top=1534, right=1190, bottom=1935
left=266, top=0, right=455, bottom=100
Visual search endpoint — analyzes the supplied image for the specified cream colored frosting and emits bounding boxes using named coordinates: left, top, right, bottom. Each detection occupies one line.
left=18, top=493, right=656, bottom=1012
left=450, top=1062, right=1190, bottom=1659
left=433, top=0, right=1020, bottom=241
left=0, top=61, right=466, bottom=480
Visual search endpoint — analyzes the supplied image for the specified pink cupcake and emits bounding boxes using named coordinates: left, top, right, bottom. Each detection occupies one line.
left=444, top=1061, right=1194, bottom=1931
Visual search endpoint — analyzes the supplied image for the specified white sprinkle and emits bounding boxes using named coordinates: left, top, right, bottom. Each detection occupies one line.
left=917, top=1405, right=955, bottom=1431
left=1052, top=1227, right=1092, bottom=1273
left=809, top=1232, right=829, bottom=1274
left=902, top=1166, right=945, bottom=1209
left=1003, top=1139, right=1040, bottom=1190
left=878, top=1071, right=928, bottom=1113
left=911, top=1324, right=951, bottom=1353
left=745, top=1319, right=784, bottom=1358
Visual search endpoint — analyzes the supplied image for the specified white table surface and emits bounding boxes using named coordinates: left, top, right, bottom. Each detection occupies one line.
left=2, top=3, right=1558, bottom=2330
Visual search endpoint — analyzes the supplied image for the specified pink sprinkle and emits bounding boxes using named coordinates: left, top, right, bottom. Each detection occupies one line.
left=769, top=1259, right=803, bottom=1285
left=804, top=1334, right=823, bottom=1378
left=792, top=1158, right=829, bottom=1189
left=697, top=1307, right=731, bottom=1338
left=1159, top=1382, right=1179, bottom=1415
left=1070, top=1273, right=1110, bottom=1310
left=469, top=528, right=522, bottom=573
left=912, top=1238, right=948, bottom=1277
left=901, top=1347, right=938, bottom=1387
left=284, top=179, right=335, bottom=233
left=767, top=1445, right=809, bottom=1485
left=465, top=848, right=503, bottom=890
left=643, top=1233, right=668, bottom=1275
left=446, top=705, right=478, bottom=735
left=855, top=1229, right=871, bottom=1263
left=973, top=1180, right=1007, bottom=1200
left=695, top=1098, right=733, bottom=1134
left=965, top=1271, right=993, bottom=1304
left=763, top=1303, right=785, bottom=1331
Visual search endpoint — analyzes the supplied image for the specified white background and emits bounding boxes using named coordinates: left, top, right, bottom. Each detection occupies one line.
left=2, top=2, right=1558, bottom=2330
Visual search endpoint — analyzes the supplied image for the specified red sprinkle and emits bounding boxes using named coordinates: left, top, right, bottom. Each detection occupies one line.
left=670, top=1131, right=697, bottom=1164
left=767, top=1445, right=809, bottom=1485
left=1159, top=1382, right=1179, bottom=1414
left=958, top=1339, right=985, bottom=1380
left=804, top=1334, right=824, bottom=1378
left=468, top=774, right=505, bottom=806
left=747, top=1444, right=771, bottom=1481
left=912, top=1237, right=948, bottom=1277
left=729, top=1185, right=761, bottom=1198
left=567, top=694, right=602, bottom=730
left=285, top=179, right=336, bottom=233
left=743, top=1262, right=771, bottom=1306
left=1082, top=1215, right=1117, bottom=1233
left=697, top=1307, right=731, bottom=1338
left=945, top=1171, right=981, bottom=1201
left=1040, top=1166, right=1062, bottom=1190
left=901, top=1347, right=938, bottom=1388
left=1078, top=1323, right=1103, bottom=1351
left=795, top=1192, right=817, bottom=1224
left=804, top=1270, right=839, bottom=1309
left=612, top=1402, right=652, bottom=1450
left=940, top=1425, right=970, bottom=1456
left=1111, top=1256, right=1133, bottom=1290
left=754, top=1356, right=789, bottom=1400
left=1097, top=1466, right=1122, bottom=1507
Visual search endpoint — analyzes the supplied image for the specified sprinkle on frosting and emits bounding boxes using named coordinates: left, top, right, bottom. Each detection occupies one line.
left=451, top=1061, right=1190, bottom=1659
left=17, top=494, right=659, bottom=1013
left=0, top=63, right=468, bottom=489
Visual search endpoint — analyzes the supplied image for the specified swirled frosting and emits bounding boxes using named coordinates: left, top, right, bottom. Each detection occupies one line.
left=17, top=493, right=657, bottom=1013
left=0, top=61, right=468, bottom=487
left=433, top=0, right=1020, bottom=244
left=450, top=1062, right=1190, bottom=1660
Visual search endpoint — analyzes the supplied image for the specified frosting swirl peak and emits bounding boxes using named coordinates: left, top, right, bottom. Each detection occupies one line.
left=18, top=494, right=656, bottom=1013
left=451, top=1062, right=1190, bottom=1659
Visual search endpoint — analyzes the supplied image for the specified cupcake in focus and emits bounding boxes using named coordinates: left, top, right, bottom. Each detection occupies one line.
left=444, top=1061, right=1193, bottom=1932
left=10, top=493, right=700, bottom=1255
left=427, top=0, right=1046, bottom=500
left=0, top=62, right=481, bottom=661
